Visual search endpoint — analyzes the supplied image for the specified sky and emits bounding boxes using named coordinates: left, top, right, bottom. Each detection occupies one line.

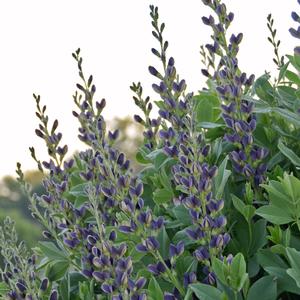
left=0, top=0, right=297, bottom=177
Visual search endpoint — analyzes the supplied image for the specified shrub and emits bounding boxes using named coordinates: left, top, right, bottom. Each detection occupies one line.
left=1, top=0, right=300, bottom=299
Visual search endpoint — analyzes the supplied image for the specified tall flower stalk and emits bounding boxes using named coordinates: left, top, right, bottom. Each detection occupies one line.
left=201, top=0, right=269, bottom=191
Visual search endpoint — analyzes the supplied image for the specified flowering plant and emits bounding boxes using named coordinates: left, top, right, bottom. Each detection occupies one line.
left=1, top=0, right=300, bottom=299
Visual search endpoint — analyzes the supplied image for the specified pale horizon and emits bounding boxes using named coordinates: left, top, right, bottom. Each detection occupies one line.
left=0, top=0, right=297, bottom=178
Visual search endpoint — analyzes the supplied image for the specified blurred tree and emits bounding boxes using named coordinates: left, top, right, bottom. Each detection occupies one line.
left=0, top=171, right=44, bottom=251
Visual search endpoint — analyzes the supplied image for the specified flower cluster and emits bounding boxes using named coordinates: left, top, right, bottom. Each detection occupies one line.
left=0, top=217, right=57, bottom=300
left=201, top=0, right=269, bottom=188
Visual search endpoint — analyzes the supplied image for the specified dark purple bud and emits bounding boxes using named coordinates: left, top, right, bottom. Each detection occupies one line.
left=63, top=238, right=77, bottom=249
left=49, top=290, right=58, bottom=300
left=227, top=12, right=234, bottom=22
left=214, top=215, right=227, bottom=228
left=165, top=97, right=176, bottom=109
left=183, top=272, right=197, bottom=288
left=194, top=247, right=209, bottom=261
left=164, top=294, right=176, bottom=300
left=109, top=230, right=116, bottom=241
left=226, top=254, right=233, bottom=264
left=151, top=216, right=164, bottom=230
left=164, top=145, right=178, bottom=157
left=158, top=109, right=170, bottom=119
left=151, top=48, right=161, bottom=57
left=168, top=57, right=175, bottom=67
left=201, top=145, right=210, bottom=157
left=82, top=269, right=93, bottom=278
left=16, top=282, right=26, bottom=293
left=136, top=277, right=147, bottom=290
left=87, top=235, right=97, bottom=245
left=201, top=69, right=210, bottom=77
left=119, top=225, right=134, bottom=234
left=295, top=46, right=300, bottom=55
left=101, top=283, right=113, bottom=294
left=202, top=15, right=214, bottom=25
left=148, top=262, right=166, bottom=275
left=249, top=119, right=256, bottom=131
left=35, top=129, right=44, bottom=138
left=209, top=166, right=218, bottom=178
left=289, top=27, right=300, bottom=39
left=207, top=272, right=216, bottom=285
left=133, top=115, right=143, bottom=124
left=108, top=130, right=119, bottom=141
left=40, top=278, right=49, bottom=291
left=243, top=164, right=254, bottom=177
left=292, top=11, right=300, bottom=22
left=93, top=271, right=111, bottom=282
left=223, top=233, right=231, bottom=245
left=96, top=98, right=106, bottom=111
left=136, top=244, right=148, bottom=252
left=149, top=66, right=159, bottom=76
left=145, top=236, right=160, bottom=251
left=42, top=231, right=52, bottom=239
left=257, top=163, right=267, bottom=175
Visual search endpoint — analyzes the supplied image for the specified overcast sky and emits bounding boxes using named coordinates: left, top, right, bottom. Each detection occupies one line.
left=0, top=0, right=297, bottom=177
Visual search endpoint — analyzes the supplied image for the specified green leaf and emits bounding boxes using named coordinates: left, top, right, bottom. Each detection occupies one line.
left=68, top=183, right=89, bottom=197
left=157, top=226, right=170, bottom=259
left=173, top=205, right=192, bottom=226
left=46, top=260, right=69, bottom=281
left=285, top=70, right=300, bottom=85
left=189, top=283, right=222, bottom=300
left=278, top=139, right=300, bottom=167
left=0, top=282, right=9, bottom=295
left=272, top=107, right=300, bottom=127
left=212, top=257, right=227, bottom=285
left=213, top=156, right=231, bottom=199
left=194, top=93, right=220, bottom=123
left=249, top=219, right=267, bottom=255
left=264, top=266, right=300, bottom=295
left=232, top=194, right=255, bottom=223
left=153, top=188, right=174, bottom=205
left=254, top=75, right=274, bottom=103
left=230, top=253, right=248, bottom=291
left=257, top=249, right=288, bottom=269
left=287, top=269, right=300, bottom=289
left=256, top=205, right=293, bottom=224
left=286, top=247, right=300, bottom=288
left=38, top=241, right=68, bottom=261
left=198, top=122, right=224, bottom=128
left=59, top=273, right=70, bottom=300
left=148, top=277, right=164, bottom=300
left=247, top=276, right=277, bottom=300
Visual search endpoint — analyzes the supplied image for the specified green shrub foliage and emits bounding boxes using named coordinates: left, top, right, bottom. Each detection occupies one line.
left=1, top=0, right=300, bottom=299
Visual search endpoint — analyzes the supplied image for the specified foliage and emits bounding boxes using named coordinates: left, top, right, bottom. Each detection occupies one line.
left=1, top=0, right=300, bottom=299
